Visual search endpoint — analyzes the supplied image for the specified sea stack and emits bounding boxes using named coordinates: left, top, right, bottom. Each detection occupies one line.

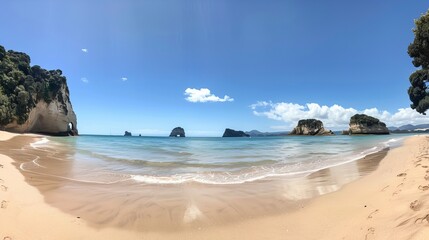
left=347, top=114, right=389, bottom=135
left=124, top=131, right=132, bottom=136
left=169, top=127, right=185, bottom=137
left=289, top=119, right=333, bottom=135
left=222, top=128, right=250, bottom=137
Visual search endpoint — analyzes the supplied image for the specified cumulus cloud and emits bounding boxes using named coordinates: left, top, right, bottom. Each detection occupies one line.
left=250, top=101, right=429, bottom=129
left=121, top=77, right=128, bottom=81
left=81, top=77, right=89, bottom=83
left=184, top=88, right=234, bottom=103
left=81, top=48, right=88, bottom=53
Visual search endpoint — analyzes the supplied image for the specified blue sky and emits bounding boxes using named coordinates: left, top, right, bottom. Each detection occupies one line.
left=1, top=0, right=429, bottom=136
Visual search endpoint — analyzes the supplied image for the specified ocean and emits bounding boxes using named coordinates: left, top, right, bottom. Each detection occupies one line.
left=12, top=133, right=414, bottom=229
left=25, top=134, right=405, bottom=185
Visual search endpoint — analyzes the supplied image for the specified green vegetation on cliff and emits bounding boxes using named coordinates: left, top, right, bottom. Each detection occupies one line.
left=408, top=10, right=429, bottom=114
left=350, top=114, right=385, bottom=127
left=296, top=119, right=323, bottom=129
left=0, top=45, right=70, bottom=125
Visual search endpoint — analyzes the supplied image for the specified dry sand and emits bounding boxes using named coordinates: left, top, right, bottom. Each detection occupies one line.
left=0, top=131, right=18, bottom=141
left=1, top=131, right=429, bottom=239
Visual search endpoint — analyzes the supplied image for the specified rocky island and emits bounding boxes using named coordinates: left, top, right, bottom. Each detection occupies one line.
left=346, top=114, right=389, bottom=135
left=289, top=119, right=333, bottom=136
left=169, top=127, right=185, bottom=137
left=222, top=128, right=250, bottom=137
left=124, top=131, right=132, bottom=136
left=0, top=45, right=78, bottom=136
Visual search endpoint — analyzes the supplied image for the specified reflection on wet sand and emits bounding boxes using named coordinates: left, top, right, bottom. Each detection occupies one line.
left=0, top=136, right=388, bottom=231
left=280, top=149, right=388, bottom=200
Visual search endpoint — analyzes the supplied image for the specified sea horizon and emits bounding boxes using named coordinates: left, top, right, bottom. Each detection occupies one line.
left=77, top=130, right=417, bottom=138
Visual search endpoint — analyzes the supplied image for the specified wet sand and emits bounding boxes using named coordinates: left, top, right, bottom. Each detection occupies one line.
left=1, top=134, right=386, bottom=231
left=1, top=132, right=429, bottom=239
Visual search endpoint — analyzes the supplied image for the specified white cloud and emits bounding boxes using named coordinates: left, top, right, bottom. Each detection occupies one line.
left=81, top=77, right=89, bottom=83
left=121, top=77, right=128, bottom=81
left=81, top=48, right=88, bottom=53
left=184, top=88, right=234, bottom=103
left=251, top=101, right=429, bottom=129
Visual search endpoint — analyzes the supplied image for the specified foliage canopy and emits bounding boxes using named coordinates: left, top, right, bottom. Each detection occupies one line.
left=350, top=114, right=385, bottom=127
left=408, top=10, right=429, bottom=114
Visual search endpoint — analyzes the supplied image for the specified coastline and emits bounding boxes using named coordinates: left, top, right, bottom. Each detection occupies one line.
left=1, top=132, right=429, bottom=239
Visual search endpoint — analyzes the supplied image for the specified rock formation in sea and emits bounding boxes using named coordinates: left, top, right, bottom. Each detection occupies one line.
left=0, top=45, right=78, bottom=136
left=222, top=128, right=250, bottom=137
left=348, top=114, right=389, bottom=134
left=341, top=130, right=350, bottom=135
left=169, top=127, right=185, bottom=137
left=124, top=131, right=132, bottom=136
left=289, top=119, right=334, bottom=135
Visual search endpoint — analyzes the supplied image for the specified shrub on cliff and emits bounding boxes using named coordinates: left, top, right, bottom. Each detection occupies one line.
left=0, top=45, right=69, bottom=125
left=350, top=114, right=385, bottom=127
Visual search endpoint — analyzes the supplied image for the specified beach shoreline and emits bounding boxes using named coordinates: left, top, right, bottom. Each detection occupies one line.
left=1, top=131, right=429, bottom=239
left=2, top=133, right=391, bottom=232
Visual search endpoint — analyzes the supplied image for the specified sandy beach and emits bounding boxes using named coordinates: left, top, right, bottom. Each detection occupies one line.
left=1, top=132, right=429, bottom=239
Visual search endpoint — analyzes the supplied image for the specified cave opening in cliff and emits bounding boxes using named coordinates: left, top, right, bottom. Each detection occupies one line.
left=68, top=122, right=74, bottom=131
left=67, top=122, right=78, bottom=136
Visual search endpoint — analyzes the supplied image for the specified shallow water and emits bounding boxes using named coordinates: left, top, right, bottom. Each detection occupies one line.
left=1, top=134, right=413, bottom=230
left=25, top=134, right=404, bottom=185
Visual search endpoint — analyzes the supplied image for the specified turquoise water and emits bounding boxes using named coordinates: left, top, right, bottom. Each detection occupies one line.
left=26, top=134, right=411, bottom=185
left=17, top=133, right=420, bottom=229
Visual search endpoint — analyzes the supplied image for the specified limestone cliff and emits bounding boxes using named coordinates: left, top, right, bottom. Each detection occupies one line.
left=0, top=45, right=78, bottom=136
left=348, top=114, right=389, bottom=135
left=4, top=86, right=78, bottom=136
left=289, top=119, right=333, bottom=136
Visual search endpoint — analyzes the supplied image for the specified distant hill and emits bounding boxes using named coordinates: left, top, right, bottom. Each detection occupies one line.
left=245, top=130, right=289, bottom=137
left=246, top=124, right=429, bottom=136
left=389, top=124, right=429, bottom=133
